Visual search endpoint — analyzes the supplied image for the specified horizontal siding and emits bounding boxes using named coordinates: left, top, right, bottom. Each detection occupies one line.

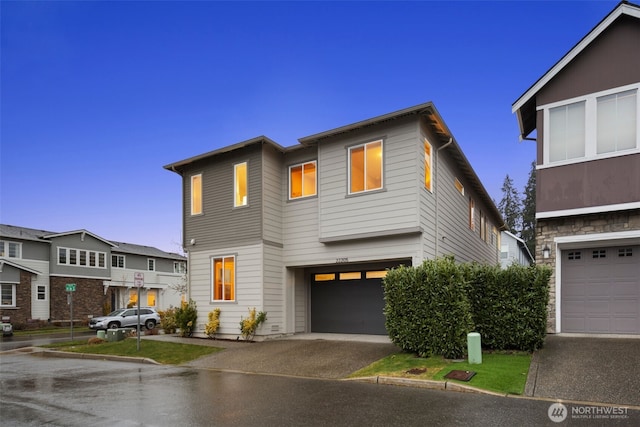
left=318, top=118, right=420, bottom=240
left=262, top=145, right=284, bottom=244
left=263, top=244, right=283, bottom=335
left=183, top=145, right=263, bottom=252
left=188, top=243, right=264, bottom=337
left=49, top=235, right=112, bottom=279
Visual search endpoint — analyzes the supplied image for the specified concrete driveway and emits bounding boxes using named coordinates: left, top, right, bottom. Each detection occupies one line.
left=146, top=333, right=400, bottom=379
left=526, top=335, right=640, bottom=406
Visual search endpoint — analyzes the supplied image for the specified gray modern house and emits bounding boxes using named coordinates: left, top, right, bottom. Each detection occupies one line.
left=500, top=231, right=534, bottom=269
left=512, top=1, right=640, bottom=334
left=0, top=224, right=186, bottom=326
left=165, top=102, right=505, bottom=338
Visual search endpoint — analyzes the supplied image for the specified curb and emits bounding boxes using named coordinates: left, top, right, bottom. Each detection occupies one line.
left=4, top=346, right=160, bottom=365
left=349, top=375, right=505, bottom=397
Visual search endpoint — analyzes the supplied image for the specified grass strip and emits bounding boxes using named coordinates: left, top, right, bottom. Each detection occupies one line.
left=350, top=351, right=531, bottom=395
left=42, top=338, right=222, bottom=365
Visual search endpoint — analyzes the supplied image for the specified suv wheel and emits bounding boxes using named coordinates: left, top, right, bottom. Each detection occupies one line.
left=145, top=319, right=156, bottom=330
left=108, top=322, right=120, bottom=329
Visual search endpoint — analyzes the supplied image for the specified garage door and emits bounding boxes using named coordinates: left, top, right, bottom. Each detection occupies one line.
left=311, top=270, right=388, bottom=335
left=562, top=245, right=640, bottom=334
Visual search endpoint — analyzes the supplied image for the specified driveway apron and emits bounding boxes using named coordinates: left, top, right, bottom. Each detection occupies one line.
left=526, top=335, right=640, bottom=406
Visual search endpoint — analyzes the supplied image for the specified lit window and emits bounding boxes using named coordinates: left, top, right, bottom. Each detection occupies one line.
left=339, top=272, right=362, bottom=280
left=424, top=140, right=432, bottom=192
left=148, top=259, right=155, bottom=271
left=289, top=161, right=317, bottom=199
left=0, top=284, right=16, bottom=307
left=147, top=290, right=157, bottom=307
left=597, top=90, right=636, bottom=154
left=549, top=101, right=586, bottom=162
left=212, top=256, right=235, bottom=301
left=234, top=162, right=248, bottom=207
left=469, top=199, right=475, bottom=230
left=191, top=174, right=202, bottom=215
left=314, top=273, right=335, bottom=282
left=480, top=212, right=486, bottom=241
left=454, top=178, right=464, bottom=195
left=128, top=290, right=137, bottom=307
left=365, top=271, right=387, bottom=279
left=349, top=140, right=383, bottom=194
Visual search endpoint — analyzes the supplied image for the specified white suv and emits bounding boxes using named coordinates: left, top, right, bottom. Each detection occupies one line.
left=89, top=308, right=160, bottom=330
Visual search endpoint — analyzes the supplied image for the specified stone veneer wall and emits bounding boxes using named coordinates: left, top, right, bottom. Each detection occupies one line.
left=536, top=209, right=640, bottom=333
left=0, top=271, right=33, bottom=325
left=49, top=276, right=115, bottom=325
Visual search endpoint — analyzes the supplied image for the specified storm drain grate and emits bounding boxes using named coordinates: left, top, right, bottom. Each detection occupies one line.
left=444, top=370, right=476, bottom=381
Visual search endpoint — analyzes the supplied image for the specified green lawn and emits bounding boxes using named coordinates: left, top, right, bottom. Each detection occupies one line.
left=42, top=338, right=222, bottom=365
left=350, top=351, right=531, bottom=395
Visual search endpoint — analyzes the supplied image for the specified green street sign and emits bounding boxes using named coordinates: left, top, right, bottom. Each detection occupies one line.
left=66, top=283, right=76, bottom=292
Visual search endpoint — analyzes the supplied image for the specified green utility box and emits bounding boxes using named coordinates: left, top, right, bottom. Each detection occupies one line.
left=97, top=330, right=106, bottom=339
left=106, top=329, right=126, bottom=342
left=467, top=332, right=482, bottom=364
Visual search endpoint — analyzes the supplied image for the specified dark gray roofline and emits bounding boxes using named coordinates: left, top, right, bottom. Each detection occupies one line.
left=42, top=229, right=118, bottom=247
left=163, top=135, right=287, bottom=174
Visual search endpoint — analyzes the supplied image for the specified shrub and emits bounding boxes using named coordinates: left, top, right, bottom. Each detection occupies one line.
left=239, top=307, right=267, bottom=341
left=204, top=308, right=221, bottom=338
left=384, top=257, right=473, bottom=359
left=158, top=306, right=178, bottom=334
left=464, top=263, right=551, bottom=351
left=175, top=300, right=198, bottom=337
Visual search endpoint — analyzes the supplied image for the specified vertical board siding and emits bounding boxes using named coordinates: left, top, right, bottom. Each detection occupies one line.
left=188, top=243, right=264, bottom=337
left=20, top=259, right=50, bottom=320
left=183, top=145, right=263, bottom=252
left=318, top=118, right=420, bottom=240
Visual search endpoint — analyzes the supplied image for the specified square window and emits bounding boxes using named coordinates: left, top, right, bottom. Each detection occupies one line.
left=289, top=161, right=317, bottom=199
left=349, top=140, right=382, bottom=194
left=0, top=284, right=16, bottom=307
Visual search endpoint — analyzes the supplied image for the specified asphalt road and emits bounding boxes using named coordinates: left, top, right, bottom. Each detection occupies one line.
left=2, top=354, right=638, bottom=426
left=0, top=330, right=95, bottom=351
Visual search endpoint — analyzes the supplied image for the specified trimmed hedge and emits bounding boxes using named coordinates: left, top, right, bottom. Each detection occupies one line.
left=384, top=257, right=473, bottom=359
left=383, top=257, right=551, bottom=357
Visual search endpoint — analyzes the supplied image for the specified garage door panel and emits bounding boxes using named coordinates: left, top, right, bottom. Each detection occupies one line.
left=562, top=245, right=640, bottom=334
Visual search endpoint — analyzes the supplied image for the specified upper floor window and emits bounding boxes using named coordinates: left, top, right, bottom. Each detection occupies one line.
left=148, top=258, right=156, bottom=271
left=289, top=161, right=317, bottom=199
left=454, top=178, right=464, bottom=195
left=480, top=211, right=487, bottom=242
left=424, top=140, right=432, bottom=192
left=174, top=261, right=186, bottom=274
left=597, top=90, right=636, bottom=154
left=349, top=140, right=383, bottom=194
left=112, top=254, right=125, bottom=269
left=0, top=240, right=21, bottom=258
left=234, top=162, right=248, bottom=207
left=191, top=174, right=202, bottom=215
left=542, top=85, right=639, bottom=166
left=468, top=199, right=475, bottom=230
left=59, top=247, right=106, bottom=268
left=212, top=256, right=235, bottom=301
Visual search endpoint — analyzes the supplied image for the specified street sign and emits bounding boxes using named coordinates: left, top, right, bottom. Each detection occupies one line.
left=134, top=272, right=144, bottom=288
left=66, top=283, right=76, bottom=292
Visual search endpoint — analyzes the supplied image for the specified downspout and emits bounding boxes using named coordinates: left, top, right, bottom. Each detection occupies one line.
left=434, top=137, right=453, bottom=258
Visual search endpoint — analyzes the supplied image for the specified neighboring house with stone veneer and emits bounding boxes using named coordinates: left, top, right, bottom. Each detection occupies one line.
left=0, top=224, right=186, bottom=326
left=165, top=102, right=505, bottom=338
left=512, top=1, right=640, bottom=334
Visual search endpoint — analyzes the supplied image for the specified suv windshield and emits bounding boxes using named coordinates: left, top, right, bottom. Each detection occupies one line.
left=106, top=309, right=126, bottom=317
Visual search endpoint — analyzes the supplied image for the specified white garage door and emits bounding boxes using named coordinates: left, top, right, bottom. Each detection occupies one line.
left=562, top=245, right=640, bottom=334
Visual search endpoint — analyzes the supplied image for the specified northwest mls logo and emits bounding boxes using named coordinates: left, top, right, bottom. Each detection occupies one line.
left=548, top=403, right=568, bottom=423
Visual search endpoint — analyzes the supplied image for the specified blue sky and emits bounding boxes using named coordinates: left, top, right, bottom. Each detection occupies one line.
left=1, top=0, right=620, bottom=253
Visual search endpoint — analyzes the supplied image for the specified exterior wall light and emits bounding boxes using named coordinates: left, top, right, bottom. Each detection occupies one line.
left=542, top=244, right=551, bottom=259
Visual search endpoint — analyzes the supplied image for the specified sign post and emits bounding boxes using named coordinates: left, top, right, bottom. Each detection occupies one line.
left=66, top=283, right=76, bottom=340
left=134, top=272, right=144, bottom=351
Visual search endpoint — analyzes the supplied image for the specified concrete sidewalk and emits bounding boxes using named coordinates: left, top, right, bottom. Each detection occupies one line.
left=525, top=335, right=640, bottom=406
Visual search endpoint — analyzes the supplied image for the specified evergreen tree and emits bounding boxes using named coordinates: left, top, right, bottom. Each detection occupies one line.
left=521, top=161, right=537, bottom=259
left=498, top=174, right=522, bottom=234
